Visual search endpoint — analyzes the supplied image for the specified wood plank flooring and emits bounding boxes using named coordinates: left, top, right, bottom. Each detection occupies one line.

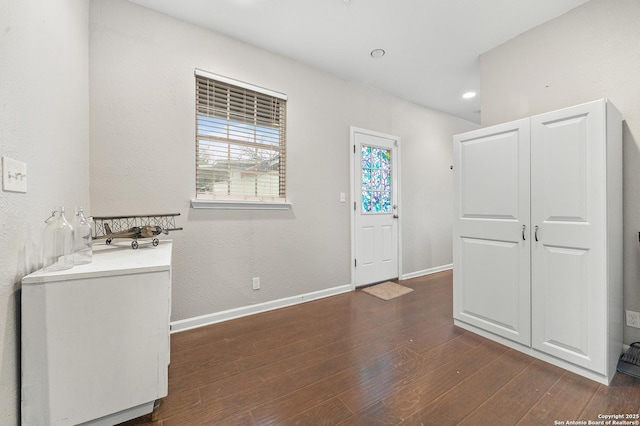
left=121, top=271, right=640, bottom=425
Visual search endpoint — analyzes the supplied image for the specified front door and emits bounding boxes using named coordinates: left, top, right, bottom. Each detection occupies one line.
left=352, top=127, right=400, bottom=287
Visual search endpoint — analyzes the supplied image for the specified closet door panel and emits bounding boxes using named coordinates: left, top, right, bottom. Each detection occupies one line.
left=453, top=119, right=531, bottom=345
left=536, top=245, right=591, bottom=356
left=531, top=100, right=606, bottom=374
left=459, top=237, right=521, bottom=333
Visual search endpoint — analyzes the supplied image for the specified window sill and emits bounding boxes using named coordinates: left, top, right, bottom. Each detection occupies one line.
left=190, top=199, right=292, bottom=210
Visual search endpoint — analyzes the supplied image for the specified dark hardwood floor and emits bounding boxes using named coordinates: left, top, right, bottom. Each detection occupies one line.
left=122, top=271, right=640, bottom=425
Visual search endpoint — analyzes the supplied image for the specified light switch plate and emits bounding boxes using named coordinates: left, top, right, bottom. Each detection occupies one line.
left=2, top=156, right=27, bottom=193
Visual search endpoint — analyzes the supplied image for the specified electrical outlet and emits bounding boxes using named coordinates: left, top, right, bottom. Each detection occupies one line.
left=252, top=277, right=260, bottom=290
left=626, top=310, right=640, bottom=328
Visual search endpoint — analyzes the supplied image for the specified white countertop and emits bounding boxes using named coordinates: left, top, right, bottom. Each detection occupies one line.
left=22, top=240, right=172, bottom=284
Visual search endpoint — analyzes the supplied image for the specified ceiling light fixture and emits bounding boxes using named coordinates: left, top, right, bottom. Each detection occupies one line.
left=370, top=49, right=386, bottom=58
left=462, top=91, right=477, bottom=99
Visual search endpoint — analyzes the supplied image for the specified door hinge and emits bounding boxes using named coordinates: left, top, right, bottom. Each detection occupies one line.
left=354, top=201, right=356, bottom=211
left=354, top=259, right=357, bottom=267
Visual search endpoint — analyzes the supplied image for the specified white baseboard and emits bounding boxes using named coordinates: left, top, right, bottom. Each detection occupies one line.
left=401, top=263, right=452, bottom=280
left=170, top=284, right=353, bottom=334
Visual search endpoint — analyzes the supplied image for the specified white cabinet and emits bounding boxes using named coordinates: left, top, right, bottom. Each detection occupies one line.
left=453, top=99, right=622, bottom=385
left=21, top=242, right=172, bottom=425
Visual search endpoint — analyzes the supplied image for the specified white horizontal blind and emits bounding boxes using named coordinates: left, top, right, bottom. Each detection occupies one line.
left=195, top=71, right=287, bottom=201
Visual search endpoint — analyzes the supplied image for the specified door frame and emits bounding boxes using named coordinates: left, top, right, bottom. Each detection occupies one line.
left=349, top=126, right=402, bottom=289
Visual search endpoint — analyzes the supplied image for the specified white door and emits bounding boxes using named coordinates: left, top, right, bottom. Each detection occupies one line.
left=352, top=128, right=399, bottom=287
left=453, top=119, right=531, bottom=346
left=531, top=100, right=607, bottom=373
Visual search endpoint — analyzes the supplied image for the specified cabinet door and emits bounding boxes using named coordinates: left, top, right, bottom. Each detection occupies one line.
left=453, top=119, right=531, bottom=345
left=531, top=100, right=607, bottom=373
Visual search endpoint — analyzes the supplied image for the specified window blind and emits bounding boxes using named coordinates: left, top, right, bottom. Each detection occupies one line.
left=195, top=70, right=287, bottom=202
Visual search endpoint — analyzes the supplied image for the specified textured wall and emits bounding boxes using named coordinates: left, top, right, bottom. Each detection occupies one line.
left=394, top=100, right=474, bottom=275
left=0, top=0, right=90, bottom=423
left=89, top=0, right=477, bottom=323
left=480, top=0, right=640, bottom=344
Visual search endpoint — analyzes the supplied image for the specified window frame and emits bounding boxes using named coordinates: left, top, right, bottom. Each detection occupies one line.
left=191, top=69, right=290, bottom=210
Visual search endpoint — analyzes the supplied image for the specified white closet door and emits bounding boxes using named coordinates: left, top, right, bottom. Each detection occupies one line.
left=453, top=119, right=531, bottom=345
left=531, top=100, right=607, bottom=374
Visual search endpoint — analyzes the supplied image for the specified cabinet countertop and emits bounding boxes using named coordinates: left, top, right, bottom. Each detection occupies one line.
left=22, top=240, right=173, bottom=284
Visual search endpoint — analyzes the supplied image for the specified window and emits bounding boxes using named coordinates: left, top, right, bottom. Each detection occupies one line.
left=361, top=145, right=392, bottom=213
left=195, top=69, right=287, bottom=205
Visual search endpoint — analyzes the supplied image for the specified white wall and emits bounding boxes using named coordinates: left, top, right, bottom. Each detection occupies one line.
left=89, top=0, right=477, bottom=323
left=0, top=0, right=90, bottom=422
left=480, top=0, right=640, bottom=344
left=395, top=100, right=469, bottom=276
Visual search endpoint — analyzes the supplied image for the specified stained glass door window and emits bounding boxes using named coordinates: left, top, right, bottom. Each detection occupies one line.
left=361, top=145, right=392, bottom=213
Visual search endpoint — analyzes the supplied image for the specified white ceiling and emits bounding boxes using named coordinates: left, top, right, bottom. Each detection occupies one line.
left=129, top=0, right=590, bottom=123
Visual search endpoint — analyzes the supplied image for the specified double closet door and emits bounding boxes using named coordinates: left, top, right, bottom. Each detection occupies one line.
left=453, top=99, right=622, bottom=382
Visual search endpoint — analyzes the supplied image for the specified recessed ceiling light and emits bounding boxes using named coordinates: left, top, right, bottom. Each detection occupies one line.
left=370, top=49, right=386, bottom=58
left=462, top=91, right=477, bottom=99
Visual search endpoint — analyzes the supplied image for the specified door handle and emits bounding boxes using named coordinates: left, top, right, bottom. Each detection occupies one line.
left=522, top=225, right=526, bottom=241
left=534, top=225, right=539, bottom=242
left=393, top=214, right=399, bottom=219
